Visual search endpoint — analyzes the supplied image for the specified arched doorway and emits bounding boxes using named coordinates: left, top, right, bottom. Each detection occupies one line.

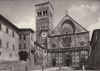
left=52, top=58, right=56, bottom=67
left=18, top=51, right=28, bottom=61
left=64, top=54, right=72, bottom=66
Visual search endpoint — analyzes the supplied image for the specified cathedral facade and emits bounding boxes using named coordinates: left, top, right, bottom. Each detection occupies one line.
left=35, top=2, right=90, bottom=67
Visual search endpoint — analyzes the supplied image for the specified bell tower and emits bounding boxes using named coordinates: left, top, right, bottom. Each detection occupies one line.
left=35, top=2, right=54, bottom=48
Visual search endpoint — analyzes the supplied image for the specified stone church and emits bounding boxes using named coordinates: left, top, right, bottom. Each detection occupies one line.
left=35, top=2, right=90, bottom=67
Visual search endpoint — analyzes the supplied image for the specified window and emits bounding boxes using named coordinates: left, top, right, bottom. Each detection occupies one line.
left=13, top=45, right=14, bottom=50
left=37, top=12, right=40, bottom=16
left=52, top=44, right=56, bottom=48
left=43, top=26, right=45, bottom=29
left=6, top=28, right=9, bottom=34
left=45, top=50, right=47, bottom=53
left=0, top=52, right=1, bottom=55
left=10, top=53, right=12, bottom=57
left=19, top=43, right=22, bottom=49
left=41, top=26, right=45, bottom=30
left=43, top=10, right=48, bottom=16
left=7, top=42, right=9, bottom=49
left=0, top=39, right=2, bottom=48
left=66, top=32, right=68, bottom=35
left=45, top=56, right=46, bottom=59
left=0, top=24, right=2, bottom=30
left=12, top=31, right=14, bottom=37
left=23, top=35, right=26, bottom=40
left=37, top=11, right=42, bottom=16
left=31, top=35, right=33, bottom=41
left=19, top=35, right=22, bottom=40
left=50, top=12, right=52, bottom=17
left=24, top=43, right=26, bottom=49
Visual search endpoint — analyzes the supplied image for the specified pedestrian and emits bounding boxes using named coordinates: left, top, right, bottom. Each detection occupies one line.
left=82, top=63, right=85, bottom=71
left=42, top=66, right=43, bottom=71
left=59, top=66, right=61, bottom=71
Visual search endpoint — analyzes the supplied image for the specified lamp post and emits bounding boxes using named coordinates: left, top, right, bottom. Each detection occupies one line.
left=81, top=50, right=85, bottom=71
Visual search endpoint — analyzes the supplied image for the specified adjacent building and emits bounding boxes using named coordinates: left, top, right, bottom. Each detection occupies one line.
left=0, top=14, right=46, bottom=70
left=87, top=29, right=100, bottom=69
left=0, top=15, right=19, bottom=61
left=18, top=29, right=35, bottom=61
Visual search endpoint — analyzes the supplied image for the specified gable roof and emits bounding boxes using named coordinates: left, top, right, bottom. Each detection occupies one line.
left=49, top=14, right=88, bottom=36
left=0, top=14, right=19, bottom=32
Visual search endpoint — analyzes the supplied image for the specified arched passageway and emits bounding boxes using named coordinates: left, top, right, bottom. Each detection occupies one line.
left=18, top=51, right=28, bottom=61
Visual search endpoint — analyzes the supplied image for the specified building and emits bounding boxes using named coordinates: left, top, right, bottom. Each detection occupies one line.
left=87, top=29, right=100, bottom=69
left=0, top=1, right=91, bottom=69
left=35, top=2, right=90, bottom=67
left=0, top=15, right=19, bottom=61
left=0, top=14, right=47, bottom=70
left=18, top=29, right=35, bottom=61
left=18, top=29, right=36, bottom=70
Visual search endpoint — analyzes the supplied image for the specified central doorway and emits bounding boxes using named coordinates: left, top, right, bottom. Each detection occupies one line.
left=52, top=59, right=56, bottom=67
left=65, top=59, right=71, bottom=66
left=64, top=54, right=72, bottom=66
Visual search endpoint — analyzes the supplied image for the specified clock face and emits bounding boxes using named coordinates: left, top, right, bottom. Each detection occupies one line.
left=41, top=31, right=47, bottom=38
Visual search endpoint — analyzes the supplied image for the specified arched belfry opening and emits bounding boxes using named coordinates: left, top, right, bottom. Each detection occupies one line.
left=18, top=51, right=28, bottom=61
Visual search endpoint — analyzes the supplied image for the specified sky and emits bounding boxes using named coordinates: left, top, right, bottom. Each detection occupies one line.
left=0, top=0, right=100, bottom=40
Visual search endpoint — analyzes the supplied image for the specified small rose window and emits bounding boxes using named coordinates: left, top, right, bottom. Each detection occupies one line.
left=52, top=44, right=56, bottom=48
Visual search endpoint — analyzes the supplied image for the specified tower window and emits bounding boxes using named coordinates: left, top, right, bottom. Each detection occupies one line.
left=37, top=12, right=39, bottom=16
left=41, top=26, right=45, bottom=30
left=37, top=11, right=42, bottom=17
left=43, top=10, right=48, bottom=16
left=66, top=32, right=68, bottom=35
left=50, top=12, right=52, bottom=17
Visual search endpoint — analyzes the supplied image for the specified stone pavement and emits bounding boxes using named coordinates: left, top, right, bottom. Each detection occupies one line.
left=29, top=67, right=96, bottom=71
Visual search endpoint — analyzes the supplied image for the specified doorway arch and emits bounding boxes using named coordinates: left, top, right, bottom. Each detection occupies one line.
left=18, top=51, right=28, bottom=61
left=64, top=54, right=72, bottom=66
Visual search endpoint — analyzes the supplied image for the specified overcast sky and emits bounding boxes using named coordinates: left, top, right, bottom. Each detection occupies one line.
left=0, top=0, right=100, bottom=40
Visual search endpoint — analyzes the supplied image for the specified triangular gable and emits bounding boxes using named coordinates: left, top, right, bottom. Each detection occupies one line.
left=50, top=14, right=88, bottom=36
